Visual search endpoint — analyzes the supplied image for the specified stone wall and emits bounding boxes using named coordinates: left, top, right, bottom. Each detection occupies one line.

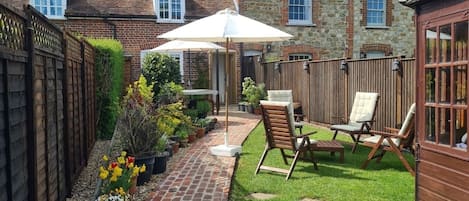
left=352, top=0, right=416, bottom=58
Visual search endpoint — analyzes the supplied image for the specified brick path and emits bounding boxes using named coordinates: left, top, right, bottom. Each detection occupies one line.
left=147, top=107, right=260, bottom=201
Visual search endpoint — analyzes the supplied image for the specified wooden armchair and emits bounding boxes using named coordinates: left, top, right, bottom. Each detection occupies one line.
left=330, top=92, right=380, bottom=153
left=267, top=90, right=304, bottom=133
left=255, top=100, right=318, bottom=180
left=361, top=103, right=416, bottom=176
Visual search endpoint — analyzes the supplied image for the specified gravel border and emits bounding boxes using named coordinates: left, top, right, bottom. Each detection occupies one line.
left=66, top=139, right=191, bottom=201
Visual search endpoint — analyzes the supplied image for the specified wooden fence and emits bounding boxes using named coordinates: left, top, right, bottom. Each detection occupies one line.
left=0, top=4, right=96, bottom=201
left=255, top=56, right=416, bottom=132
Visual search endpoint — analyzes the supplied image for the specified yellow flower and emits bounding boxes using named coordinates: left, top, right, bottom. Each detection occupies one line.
left=140, top=164, right=146, bottom=173
left=132, top=167, right=140, bottom=177
left=113, top=166, right=123, bottom=177
left=118, top=187, right=126, bottom=196
left=121, top=151, right=127, bottom=157
left=99, top=170, right=109, bottom=180
left=128, top=163, right=134, bottom=168
left=102, top=155, right=109, bottom=161
left=110, top=175, right=118, bottom=182
left=117, top=156, right=126, bottom=164
left=99, top=166, right=106, bottom=172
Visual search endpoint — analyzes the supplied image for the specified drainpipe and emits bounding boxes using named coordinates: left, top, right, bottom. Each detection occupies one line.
left=104, top=18, right=117, bottom=39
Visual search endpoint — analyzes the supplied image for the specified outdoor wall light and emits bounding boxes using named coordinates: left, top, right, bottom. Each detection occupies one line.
left=340, top=60, right=348, bottom=72
left=303, top=61, right=310, bottom=72
left=274, top=62, right=281, bottom=72
left=392, top=59, right=401, bottom=72
left=257, top=55, right=263, bottom=63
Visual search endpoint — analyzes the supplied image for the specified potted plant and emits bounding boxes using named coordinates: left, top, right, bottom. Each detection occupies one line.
left=96, top=152, right=145, bottom=201
left=196, top=100, right=211, bottom=118
left=153, top=136, right=169, bottom=174
left=242, top=77, right=266, bottom=114
left=193, top=118, right=207, bottom=138
left=117, top=75, right=162, bottom=186
left=157, top=81, right=183, bottom=105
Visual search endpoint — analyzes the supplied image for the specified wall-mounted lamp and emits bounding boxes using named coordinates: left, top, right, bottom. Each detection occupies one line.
left=392, top=59, right=401, bottom=72
left=303, top=61, right=310, bottom=72
left=266, top=44, right=272, bottom=52
left=274, top=62, right=281, bottom=72
left=340, top=60, right=348, bottom=72
left=257, top=55, right=263, bottom=63
left=360, top=52, right=367, bottom=59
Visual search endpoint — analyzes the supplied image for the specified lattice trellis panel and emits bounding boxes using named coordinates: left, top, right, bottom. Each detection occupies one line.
left=0, top=5, right=25, bottom=51
left=31, top=11, right=62, bottom=52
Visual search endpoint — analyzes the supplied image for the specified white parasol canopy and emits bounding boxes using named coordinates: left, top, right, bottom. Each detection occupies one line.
left=150, top=40, right=226, bottom=52
left=158, top=8, right=293, bottom=157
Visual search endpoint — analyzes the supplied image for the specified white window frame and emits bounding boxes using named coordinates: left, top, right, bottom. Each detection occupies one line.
left=140, top=50, right=184, bottom=83
left=289, top=53, right=312, bottom=61
left=154, top=0, right=185, bottom=23
left=288, top=0, right=313, bottom=26
left=366, top=0, right=386, bottom=27
left=365, top=50, right=386, bottom=58
left=30, top=0, right=66, bottom=19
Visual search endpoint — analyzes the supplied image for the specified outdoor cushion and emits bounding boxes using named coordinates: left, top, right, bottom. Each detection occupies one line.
left=349, top=92, right=379, bottom=123
left=462, top=133, right=467, bottom=143
left=399, top=103, right=416, bottom=136
left=296, top=137, right=318, bottom=149
left=363, top=135, right=399, bottom=146
left=330, top=123, right=367, bottom=132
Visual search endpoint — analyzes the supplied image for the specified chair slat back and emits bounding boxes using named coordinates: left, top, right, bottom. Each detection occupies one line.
left=261, top=102, right=296, bottom=151
left=397, top=103, right=416, bottom=148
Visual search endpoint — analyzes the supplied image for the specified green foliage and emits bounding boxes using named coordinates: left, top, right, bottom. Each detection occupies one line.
left=183, top=109, right=198, bottom=121
left=174, top=123, right=193, bottom=139
left=196, top=100, right=211, bottom=118
left=155, top=135, right=168, bottom=153
left=142, top=52, right=181, bottom=102
left=241, top=77, right=266, bottom=108
left=157, top=81, right=184, bottom=105
left=156, top=102, right=193, bottom=137
left=87, top=38, right=124, bottom=139
left=118, top=76, right=162, bottom=157
left=231, top=124, right=415, bottom=201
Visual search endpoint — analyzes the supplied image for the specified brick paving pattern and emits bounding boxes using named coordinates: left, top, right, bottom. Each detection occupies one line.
left=147, top=108, right=260, bottom=201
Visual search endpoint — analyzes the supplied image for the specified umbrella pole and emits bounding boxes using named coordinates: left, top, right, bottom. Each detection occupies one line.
left=224, top=38, right=229, bottom=145
left=188, top=49, right=191, bottom=89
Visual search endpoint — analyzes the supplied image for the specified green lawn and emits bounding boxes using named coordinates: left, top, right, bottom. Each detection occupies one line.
left=230, top=124, right=415, bottom=201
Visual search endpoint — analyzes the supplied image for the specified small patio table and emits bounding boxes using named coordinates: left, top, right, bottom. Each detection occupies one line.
left=182, top=89, right=219, bottom=114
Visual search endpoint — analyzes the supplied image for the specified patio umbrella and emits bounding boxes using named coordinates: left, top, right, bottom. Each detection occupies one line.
left=159, top=8, right=293, bottom=156
left=150, top=40, right=226, bottom=88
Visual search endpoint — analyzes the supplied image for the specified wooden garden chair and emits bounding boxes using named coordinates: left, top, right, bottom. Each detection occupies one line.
left=255, top=100, right=318, bottom=180
left=361, top=103, right=416, bottom=176
left=330, top=92, right=380, bottom=153
left=267, top=90, right=304, bottom=134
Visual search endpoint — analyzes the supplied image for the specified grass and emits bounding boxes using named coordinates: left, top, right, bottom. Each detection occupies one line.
left=230, top=124, right=415, bottom=201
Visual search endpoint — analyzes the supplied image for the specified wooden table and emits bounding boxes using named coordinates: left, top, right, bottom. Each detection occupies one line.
left=311, top=140, right=344, bottom=163
left=182, top=89, right=219, bottom=114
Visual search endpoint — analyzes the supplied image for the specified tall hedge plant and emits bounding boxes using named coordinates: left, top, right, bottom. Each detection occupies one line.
left=142, top=52, right=181, bottom=103
left=88, top=38, right=124, bottom=139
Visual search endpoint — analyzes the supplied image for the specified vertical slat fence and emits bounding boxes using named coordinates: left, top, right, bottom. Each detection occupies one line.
left=0, top=3, right=97, bottom=201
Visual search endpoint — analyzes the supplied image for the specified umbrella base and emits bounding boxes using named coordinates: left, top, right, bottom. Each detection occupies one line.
left=210, top=144, right=242, bottom=157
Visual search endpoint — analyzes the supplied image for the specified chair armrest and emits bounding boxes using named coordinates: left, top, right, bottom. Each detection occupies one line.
left=296, top=131, right=317, bottom=138
left=384, top=127, right=399, bottom=133
left=370, top=130, right=406, bottom=139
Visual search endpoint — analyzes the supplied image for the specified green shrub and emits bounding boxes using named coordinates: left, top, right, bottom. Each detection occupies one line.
left=196, top=100, right=211, bottom=118
left=242, top=77, right=266, bottom=108
left=87, top=38, right=124, bottom=139
left=142, top=52, right=181, bottom=102
left=158, top=81, right=183, bottom=105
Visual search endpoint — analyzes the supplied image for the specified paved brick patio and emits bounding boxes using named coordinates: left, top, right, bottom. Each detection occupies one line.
left=146, top=108, right=260, bottom=201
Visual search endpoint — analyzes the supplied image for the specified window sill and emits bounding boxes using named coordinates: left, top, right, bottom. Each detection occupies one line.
left=365, top=25, right=390, bottom=30
left=47, top=16, right=67, bottom=20
left=286, top=22, right=316, bottom=27
left=157, top=19, right=185, bottom=24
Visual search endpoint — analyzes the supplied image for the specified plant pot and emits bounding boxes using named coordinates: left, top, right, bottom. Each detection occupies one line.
left=188, top=133, right=197, bottom=143
left=128, top=176, right=137, bottom=195
left=196, top=127, right=205, bottom=138
left=208, top=121, right=215, bottom=131
left=172, top=141, right=180, bottom=154
left=165, top=144, right=173, bottom=158
left=246, top=104, right=254, bottom=113
left=134, top=154, right=156, bottom=186
left=153, top=152, right=169, bottom=174
left=169, top=136, right=181, bottom=143
left=180, top=139, right=189, bottom=147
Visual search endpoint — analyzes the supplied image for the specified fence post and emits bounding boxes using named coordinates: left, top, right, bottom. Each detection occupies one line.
left=61, top=33, right=72, bottom=198
left=396, top=65, right=403, bottom=124
left=80, top=40, right=89, bottom=158
left=24, top=5, right=38, bottom=201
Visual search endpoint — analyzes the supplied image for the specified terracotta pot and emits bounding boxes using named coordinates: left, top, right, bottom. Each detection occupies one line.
left=172, top=142, right=180, bottom=154
left=196, top=127, right=205, bottom=138
left=128, top=176, right=137, bottom=195
left=188, top=133, right=196, bottom=143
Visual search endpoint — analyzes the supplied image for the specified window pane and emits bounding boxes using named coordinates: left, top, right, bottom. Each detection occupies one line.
left=426, top=28, right=437, bottom=64
left=50, top=7, right=56, bottom=15
left=439, top=67, right=451, bottom=103
left=426, top=107, right=436, bottom=142
left=454, top=21, right=468, bottom=61
left=438, top=107, right=451, bottom=145
left=426, top=68, right=436, bottom=102
left=454, top=109, right=467, bottom=150
left=454, top=65, right=467, bottom=105
left=439, top=25, right=452, bottom=63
